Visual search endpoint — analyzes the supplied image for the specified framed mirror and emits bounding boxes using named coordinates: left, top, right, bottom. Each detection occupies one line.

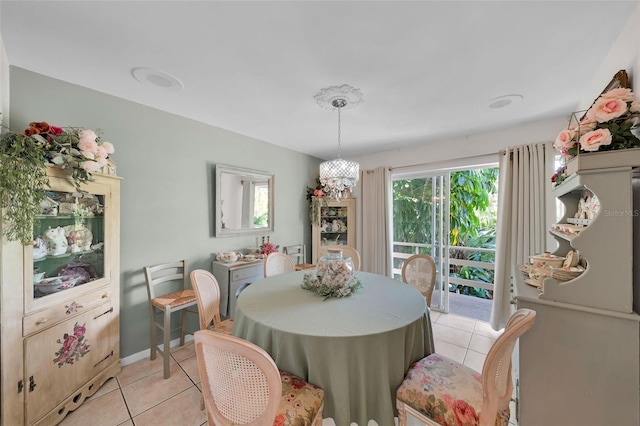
left=215, top=164, right=274, bottom=237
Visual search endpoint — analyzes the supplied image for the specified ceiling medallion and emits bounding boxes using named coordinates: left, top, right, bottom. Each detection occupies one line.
left=314, top=84, right=364, bottom=111
left=315, top=84, right=363, bottom=200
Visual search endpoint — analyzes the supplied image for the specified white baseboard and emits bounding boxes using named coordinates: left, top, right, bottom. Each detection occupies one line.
left=121, top=334, right=195, bottom=366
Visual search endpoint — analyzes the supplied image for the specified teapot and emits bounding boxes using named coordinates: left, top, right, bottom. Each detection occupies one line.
left=216, top=252, right=239, bottom=263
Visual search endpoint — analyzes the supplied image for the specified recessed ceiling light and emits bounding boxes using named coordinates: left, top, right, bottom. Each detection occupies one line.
left=487, top=94, right=524, bottom=109
left=131, top=67, right=184, bottom=92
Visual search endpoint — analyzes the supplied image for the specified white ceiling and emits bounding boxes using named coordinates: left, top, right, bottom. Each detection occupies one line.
left=1, top=1, right=638, bottom=160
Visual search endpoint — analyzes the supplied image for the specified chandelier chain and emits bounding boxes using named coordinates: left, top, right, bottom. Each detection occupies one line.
left=337, top=105, right=342, bottom=159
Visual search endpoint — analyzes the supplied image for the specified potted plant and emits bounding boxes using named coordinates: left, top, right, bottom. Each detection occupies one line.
left=0, top=121, right=115, bottom=243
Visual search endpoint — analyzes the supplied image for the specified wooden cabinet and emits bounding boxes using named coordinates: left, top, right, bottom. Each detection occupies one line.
left=311, top=198, right=355, bottom=262
left=513, top=165, right=640, bottom=426
left=211, top=260, right=264, bottom=319
left=1, top=166, right=121, bottom=426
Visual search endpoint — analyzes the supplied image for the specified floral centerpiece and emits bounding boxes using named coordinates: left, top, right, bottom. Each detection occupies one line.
left=261, top=241, right=279, bottom=256
left=0, top=121, right=115, bottom=243
left=301, top=249, right=362, bottom=299
left=554, top=87, right=640, bottom=161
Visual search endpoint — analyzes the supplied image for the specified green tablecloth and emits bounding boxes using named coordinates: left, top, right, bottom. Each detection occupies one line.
left=233, top=271, right=435, bottom=426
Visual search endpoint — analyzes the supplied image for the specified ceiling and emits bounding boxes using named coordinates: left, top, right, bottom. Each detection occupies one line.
left=1, top=1, right=638, bottom=160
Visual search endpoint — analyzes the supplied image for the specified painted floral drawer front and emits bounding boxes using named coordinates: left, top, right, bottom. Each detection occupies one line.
left=24, top=303, right=115, bottom=424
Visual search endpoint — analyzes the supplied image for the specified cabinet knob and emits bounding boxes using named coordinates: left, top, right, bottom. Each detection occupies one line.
left=35, top=318, right=48, bottom=325
left=101, top=293, right=108, bottom=299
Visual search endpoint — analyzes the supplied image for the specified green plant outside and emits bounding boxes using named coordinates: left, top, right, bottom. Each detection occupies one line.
left=393, top=168, right=498, bottom=299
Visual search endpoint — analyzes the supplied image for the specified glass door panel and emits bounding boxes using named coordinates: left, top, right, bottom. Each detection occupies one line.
left=25, top=180, right=112, bottom=313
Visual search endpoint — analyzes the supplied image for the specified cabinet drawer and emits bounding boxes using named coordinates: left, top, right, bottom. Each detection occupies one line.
left=23, top=287, right=111, bottom=336
left=231, top=264, right=263, bottom=282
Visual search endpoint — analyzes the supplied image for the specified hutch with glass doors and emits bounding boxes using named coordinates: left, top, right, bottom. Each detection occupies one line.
left=513, top=164, right=640, bottom=426
left=311, top=197, right=355, bottom=263
left=0, top=166, right=121, bottom=426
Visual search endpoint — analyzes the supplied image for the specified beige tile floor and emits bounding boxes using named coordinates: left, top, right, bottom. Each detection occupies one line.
left=59, top=312, right=504, bottom=426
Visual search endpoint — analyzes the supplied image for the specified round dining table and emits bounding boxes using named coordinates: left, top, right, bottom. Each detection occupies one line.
left=232, top=270, right=435, bottom=426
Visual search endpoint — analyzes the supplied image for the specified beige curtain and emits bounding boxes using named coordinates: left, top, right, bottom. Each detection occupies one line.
left=358, top=167, right=392, bottom=275
left=491, top=142, right=553, bottom=330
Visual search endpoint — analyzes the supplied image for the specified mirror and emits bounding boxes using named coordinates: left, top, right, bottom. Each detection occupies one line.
left=215, top=164, right=274, bottom=237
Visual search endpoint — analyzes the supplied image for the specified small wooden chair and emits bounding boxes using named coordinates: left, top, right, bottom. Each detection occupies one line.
left=143, top=259, right=198, bottom=379
left=283, top=244, right=306, bottom=265
left=264, top=252, right=296, bottom=277
left=195, top=330, right=325, bottom=426
left=396, top=309, right=537, bottom=426
left=401, top=254, right=437, bottom=307
left=190, top=269, right=234, bottom=335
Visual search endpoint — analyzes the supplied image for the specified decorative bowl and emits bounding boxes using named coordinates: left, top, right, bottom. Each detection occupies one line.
left=35, top=275, right=81, bottom=294
left=529, top=252, right=565, bottom=268
left=551, top=266, right=585, bottom=282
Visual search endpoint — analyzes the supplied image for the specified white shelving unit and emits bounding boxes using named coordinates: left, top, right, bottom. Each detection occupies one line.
left=514, top=165, right=640, bottom=426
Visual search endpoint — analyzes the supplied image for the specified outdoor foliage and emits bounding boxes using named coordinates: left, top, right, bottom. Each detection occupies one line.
left=393, top=168, right=498, bottom=299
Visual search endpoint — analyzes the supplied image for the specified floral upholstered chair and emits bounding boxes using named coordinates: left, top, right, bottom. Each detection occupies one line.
left=396, top=309, right=536, bottom=426
left=194, top=330, right=324, bottom=426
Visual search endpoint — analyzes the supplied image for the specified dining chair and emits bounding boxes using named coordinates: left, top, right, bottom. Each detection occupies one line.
left=340, top=246, right=361, bottom=271
left=189, top=269, right=234, bottom=335
left=401, top=254, right=437, bottom=307
left=194, top=330, right=325, bottom=426
left=396, top=308, right=536, bottom=426
left=143, top=259, right=198, bottom=379
left=283, top=244, right=306, bottom=265
left=264, top=251, right=296, bottom=277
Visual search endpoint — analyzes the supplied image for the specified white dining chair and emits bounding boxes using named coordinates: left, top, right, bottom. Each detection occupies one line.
left=264, top=252, right=296, bottom=277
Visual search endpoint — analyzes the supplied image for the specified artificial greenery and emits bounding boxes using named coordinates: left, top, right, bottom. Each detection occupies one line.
left=306, top=179, right=328, bottom=226
left=0, top=121, right=115, bottom=243
left=301, top=273, right=362, bottom=300
left=0, top=132, right=49, bottom=243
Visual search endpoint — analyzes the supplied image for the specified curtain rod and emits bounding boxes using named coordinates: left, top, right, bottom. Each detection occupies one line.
left=389, top=152, right=498, bottom=172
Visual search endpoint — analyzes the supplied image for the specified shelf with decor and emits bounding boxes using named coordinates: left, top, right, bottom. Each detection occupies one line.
left=0, top=167, right=122, bottom=426
left=0, top=121, right=120, bottom=426
left=540, top=167, right=636, bottom=312
left=513, top=70, right=640, bottom=426
left=312, top=197, right=355, bottom=262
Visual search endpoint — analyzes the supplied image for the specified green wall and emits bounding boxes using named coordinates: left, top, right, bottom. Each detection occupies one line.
left=9, top=67, right=321, bottom=358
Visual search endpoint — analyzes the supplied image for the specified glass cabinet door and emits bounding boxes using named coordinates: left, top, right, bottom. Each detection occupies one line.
left=320, top=205, right=349, bottom=247
left=26, top=180, right=112, bottom=312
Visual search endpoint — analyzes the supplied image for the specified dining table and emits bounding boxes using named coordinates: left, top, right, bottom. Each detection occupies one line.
left=232, top=270, right=435, bottom=426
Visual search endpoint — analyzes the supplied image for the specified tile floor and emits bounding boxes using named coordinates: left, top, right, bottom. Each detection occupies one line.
left=59, top=312, right=505, bottom=426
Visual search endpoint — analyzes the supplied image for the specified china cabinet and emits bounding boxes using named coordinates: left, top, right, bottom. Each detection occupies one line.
left=311, top=197, right=355, bottom=262
left=513, top=165, right=640, bottom=426
left=0, top=166, right=121, bottom=426
left=211, top=259, right=264, bottom=318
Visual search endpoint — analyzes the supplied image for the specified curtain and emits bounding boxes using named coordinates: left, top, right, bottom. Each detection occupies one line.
left=358, top=167, right=392, bottom=275
left=491, top=142, right=553, bottom=330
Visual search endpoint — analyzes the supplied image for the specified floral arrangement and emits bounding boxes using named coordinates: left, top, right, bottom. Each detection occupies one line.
left=261, top=241, right=279, bottom=256
left=53, top=322, right=91, bottom=367
left=306, top=178, right=328, bottom=226
left=301, top=272, right=362, bottom=300
left=301, top=252, right=362, bottom=299
left=550, top=166, right=568, bottom=187
left=22, top=121, right=115, bottom=184
left=554, top=87, right=640, bottom=161
left=0, top=120, right=115, bottom=243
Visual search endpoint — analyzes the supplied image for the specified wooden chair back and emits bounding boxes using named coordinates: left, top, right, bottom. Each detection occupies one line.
left=195, top=330, right=281, bottom=426
left=401, top=254, right=437, bottom=307
left=264, top=252, right=296, bottom=277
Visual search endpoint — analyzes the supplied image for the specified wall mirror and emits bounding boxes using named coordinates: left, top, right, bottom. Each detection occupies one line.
left=215, top=164, right=274, bottom=237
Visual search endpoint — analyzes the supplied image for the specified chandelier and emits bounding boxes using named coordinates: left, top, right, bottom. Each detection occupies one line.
left=314, top=84, right=363, bottom=199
